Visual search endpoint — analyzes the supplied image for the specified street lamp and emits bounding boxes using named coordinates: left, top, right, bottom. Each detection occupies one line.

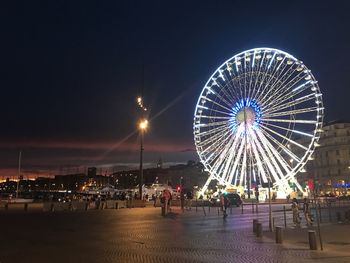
left=138, top=118, right=148, bottom=200
left=136, top=95, right=148, bottom=200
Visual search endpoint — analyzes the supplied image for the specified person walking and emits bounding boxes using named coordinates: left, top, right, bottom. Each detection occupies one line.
left=152, top=194, right=157, bottom=207
left=303, top=198, right=313, bottom=226
left=291, top=198, right=301, bottom=226
left=220, top=194, right=230, bottom=219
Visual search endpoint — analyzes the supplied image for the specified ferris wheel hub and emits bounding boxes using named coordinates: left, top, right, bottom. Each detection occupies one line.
left=236, top=107, right=256, bottom=125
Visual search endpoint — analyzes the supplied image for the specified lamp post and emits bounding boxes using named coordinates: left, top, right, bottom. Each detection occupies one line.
left=136, top=96, right=148, bottom=200
left=138, top=119, right=148, bottom=200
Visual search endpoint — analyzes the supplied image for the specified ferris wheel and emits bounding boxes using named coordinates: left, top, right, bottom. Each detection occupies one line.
left=194, top=48, right=324, bottom=195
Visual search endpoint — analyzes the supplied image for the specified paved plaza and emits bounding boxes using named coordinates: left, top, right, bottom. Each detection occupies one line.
left=0, top=205, right=350, bottom=263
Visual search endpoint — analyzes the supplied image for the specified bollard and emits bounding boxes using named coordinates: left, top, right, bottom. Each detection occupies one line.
left=256, top=202, right=258, bottom=213
left=161, top=205, right=165, bottom=216
left=272, top=217, right=275, bottom=231
left=24, top=203, right=28, bottom=212
left=345, top=210, right=350, bottom=221
left=208, top=205, right=211, bottom=213
left=115, top=202, right=119, bottom=209
left=328, top=202, right=332, bottom=222
left=252, top=201, right=254, bottom=213
left=217, top=208, right=220, bottom=216
left=336, top=211, right=341, bottom=222
left=275, top=226, right=283, bottom=244
left=241, top=203, right=243, bottom=214
left=256, top=223, right=263, bottom=237
left=283, top=206, right=287, bottom=228
left=85, top=202, right=89, bottom=211
left=230, top=207, right=232, bottom=215
left=308, top=230, right=317, bottom=250
left=5, top=203, right=8, bottom=211
left=50, top=203, right=54, bottom=212
left=68, top=202, right=73, bottom=211
left=253, top=219, right=258, bottom=233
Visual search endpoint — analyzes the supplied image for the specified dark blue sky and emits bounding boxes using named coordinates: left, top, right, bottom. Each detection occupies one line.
left=1, top=0, right=349, bottom=177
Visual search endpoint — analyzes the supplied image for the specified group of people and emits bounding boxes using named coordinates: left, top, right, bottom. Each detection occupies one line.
left=291, top=198, right=313, bottom=226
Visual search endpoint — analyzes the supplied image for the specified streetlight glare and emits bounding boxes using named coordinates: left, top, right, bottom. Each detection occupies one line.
left=139, top=119, right=148, bottom=130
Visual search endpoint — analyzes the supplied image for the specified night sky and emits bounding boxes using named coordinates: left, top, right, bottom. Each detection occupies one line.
left=1, top=1, right=350, bottom=178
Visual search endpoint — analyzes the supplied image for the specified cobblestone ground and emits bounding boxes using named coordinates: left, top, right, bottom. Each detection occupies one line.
left=0, top=207, right=349, bottom=263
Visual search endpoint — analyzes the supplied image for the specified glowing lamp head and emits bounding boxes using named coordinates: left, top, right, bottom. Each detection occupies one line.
left=139, top=119, right=148, bottom=130
left=137, top=97, right=142, bottom=104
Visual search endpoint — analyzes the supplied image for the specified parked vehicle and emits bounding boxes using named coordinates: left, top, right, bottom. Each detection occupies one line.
left=225, top=193, right=242, bottom=207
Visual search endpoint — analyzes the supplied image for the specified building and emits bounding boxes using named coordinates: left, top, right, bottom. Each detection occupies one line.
left=112, top=161, right=208, bottom=190
left=301, top=121, right=350, bottom=195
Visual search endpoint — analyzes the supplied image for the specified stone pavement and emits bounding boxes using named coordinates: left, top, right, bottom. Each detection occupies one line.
left=0, top=206, right=349, bottom=263
left=264, top=222, right=350, bottom=257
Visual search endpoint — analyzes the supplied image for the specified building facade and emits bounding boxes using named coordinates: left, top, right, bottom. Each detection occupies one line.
left=301, top=121, right=350, bottom=195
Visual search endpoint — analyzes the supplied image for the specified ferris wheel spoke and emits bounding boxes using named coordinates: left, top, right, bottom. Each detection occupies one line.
left=260, top=71, right=307, bottom=109
left=197, top=131, right=232, bottom=155
left=208, top=147, right=234, bottom=180
left=262, top=60, right=297, bottom=97
left=196, top=130, right=231, bottom=156
left=229, top=143, right=245, bottom=186
left=204, top=87, right=234, bottom=109
left=239, top=146, right=247, bottom=186
left=247, top=131, right=269, bottom=183
left=194, top=120, right=229, bottom=129
left=258, top=122, right=308, bottom=151
left=255, top=129, right=292, bottom=175
left=195, top=123, right=231, bottom=139
left=221, top=124, right=245, bottom=184
left=263, top=107, right=319, bottom=118
left=220, top=80, right=237, bottom=103
left=235, top=59, right=247, bottom=99
left=263, top=93, right=317, bottom=114
left=199, top=96, right=232, bottom=113
left=211, top=135, right=237, bottom=179
left=258, top=124, right=301, bottom=163
left=247, top=54, right=256, bottom=102
left=195, top=115, right=231, bottom=120
left=263, top=121, right=314, bottom=138
left=228, top=77, right=244, bottom=101
left=250, top=51, right=268, bottom=100
left=202, top=130, right=233, bottom=156
left=200, top=128, right=233, bottom=158
left=223, top=132, right=245, bottom=184
left=249, top=127, right=282, bottom=183
left=258, top=136, right=292, bottom=191
left=211, top=75, right=238, bottom=104
left=263, top=81, right=312, bottom=112
left=255, top=130, right=290, bottom=185
left=254, top=53, right=284, bottom=102
left=256, top=56, right=287, bottom=102
left=199, top=107, right=233, bottom=117
left=258, top=66, right=305, bottom=108
left=261, top=117, right=318, bottom=125
left=249, top=50, right=265, bottom=100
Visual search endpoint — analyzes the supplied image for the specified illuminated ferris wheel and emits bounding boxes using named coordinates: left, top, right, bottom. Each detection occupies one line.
left=194, top=48, right=324, bottom=195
